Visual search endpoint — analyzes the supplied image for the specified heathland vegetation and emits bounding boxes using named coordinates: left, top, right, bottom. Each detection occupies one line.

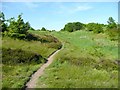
left=1, top=11, right=119, bottom=88
left=1, top=12, right=62, bottom=88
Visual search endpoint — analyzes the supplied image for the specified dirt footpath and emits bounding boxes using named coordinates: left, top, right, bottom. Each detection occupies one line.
left=25, top=49, right=61, bottom=89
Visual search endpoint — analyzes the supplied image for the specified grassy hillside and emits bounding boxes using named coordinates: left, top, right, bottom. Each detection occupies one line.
left=32, top=30, right=119, bottom=88
left=1, top=10, right=118, bottom=89
left=2, top=33, right=62, bottom=88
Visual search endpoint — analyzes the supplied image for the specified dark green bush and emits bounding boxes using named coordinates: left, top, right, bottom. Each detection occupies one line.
left=2, top=48, right=47, bottom=65
left=61, top=22, right=84, bottom=32
left=106, top=28, right=118, bottom=41
left=86, top=23, right=104, bottom=33
left=25, top=33, right=61, bottom=45
left=41, top=27, right=46, bottom=31
left=25, top=33, right=40, bottom=41
left=94, top=59, right=118, bottom=71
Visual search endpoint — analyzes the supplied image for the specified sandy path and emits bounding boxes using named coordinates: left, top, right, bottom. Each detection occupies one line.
left=25, top=49, right=61, bottom=89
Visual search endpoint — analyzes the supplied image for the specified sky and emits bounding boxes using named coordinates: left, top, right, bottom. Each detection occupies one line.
left=1, top=1, right=118, bottom=31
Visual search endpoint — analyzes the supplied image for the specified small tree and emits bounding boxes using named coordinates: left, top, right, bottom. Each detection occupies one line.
left=62, top=22, right=84, bottom=32
left=41, top=27, right=46, bottom=31
left=107, top=17, right=117, bottom=29
left=86, top=23, right=104, bottom=33
left=86, top=23, right=95, bottom=31
left=29, top=27, right=35, bottom=31
left=93, top=23, right=104, bottom=33
left=64, top=23, right=73, bottom=32
left=0, top=12, right=8, bottom=32
left=73, top=22, right=84, bottom=31
left=7, top=14, right=30, bottom=39
left=106, top=17, right=118, bottom=40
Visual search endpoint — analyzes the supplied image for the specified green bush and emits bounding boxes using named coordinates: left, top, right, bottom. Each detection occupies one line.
left=106, top=17, right=118, bottom=41
left=41, top=27, right=46, bottom=31
left=86, top=23, right=104, bottom=33
left=2, top=48, right=47, bottom=65
left=106, top=28, right=118, bottom=41
left=25, top=33, right=40, bottom=41
left=94, top=59, right=118, bottom=71
left=61, top=22, right=84, bottom=32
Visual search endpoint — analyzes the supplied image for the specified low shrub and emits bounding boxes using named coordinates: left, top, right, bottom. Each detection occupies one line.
left=94, top=59, right=118, bottom=71
left=106, top=28, right=119, bottom=41
left=2, top=48, right=47, bottom=65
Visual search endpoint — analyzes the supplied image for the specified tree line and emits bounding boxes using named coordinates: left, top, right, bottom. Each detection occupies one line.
left=0, top=12, right=119, bottom=41
left=60, top=17, right=119, bottom=40
left=0, top=12, right=31, bottom=39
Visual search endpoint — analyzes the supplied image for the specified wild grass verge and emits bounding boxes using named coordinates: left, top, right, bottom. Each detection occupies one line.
left=36, top=30, right=118, bottom=88
left=2, top=33, right=62, bottom=88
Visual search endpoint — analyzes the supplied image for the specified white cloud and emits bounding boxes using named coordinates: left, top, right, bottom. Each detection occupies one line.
left=24, top=2, right=38, bottom=9
left=56, top=4, right=93, bottom=14
left=75, top=5, right=93, bottom=11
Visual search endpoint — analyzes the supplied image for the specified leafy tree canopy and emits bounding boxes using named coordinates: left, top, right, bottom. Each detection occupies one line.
left=2, top=13, right=31, bottom=39
left=86, top=23, right=104, bottom=33
left=107, top=17, right=117, bottom=29
left=61, top=22, right=84, bottom=32
left=106, top=17, right=118, bottom=41
left=41, top=27, right=46, bottom=31
left=0, top=12, right=7, bottom=32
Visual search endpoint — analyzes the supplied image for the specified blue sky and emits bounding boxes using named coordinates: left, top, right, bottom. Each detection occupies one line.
left=1, top=2, right=118, bottom=30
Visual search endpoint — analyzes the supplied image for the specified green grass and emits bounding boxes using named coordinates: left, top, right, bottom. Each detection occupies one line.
left=2, top=37, right=57, bottom=58
left=2, top=30, right=118, bottom=88
left=36, top=62, right=118, bottom=88
left=2, top=64, right=41, bottom=88
left=2, top=33, right=62, bottom=88
left=35, top=30, right=118, bottom=88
